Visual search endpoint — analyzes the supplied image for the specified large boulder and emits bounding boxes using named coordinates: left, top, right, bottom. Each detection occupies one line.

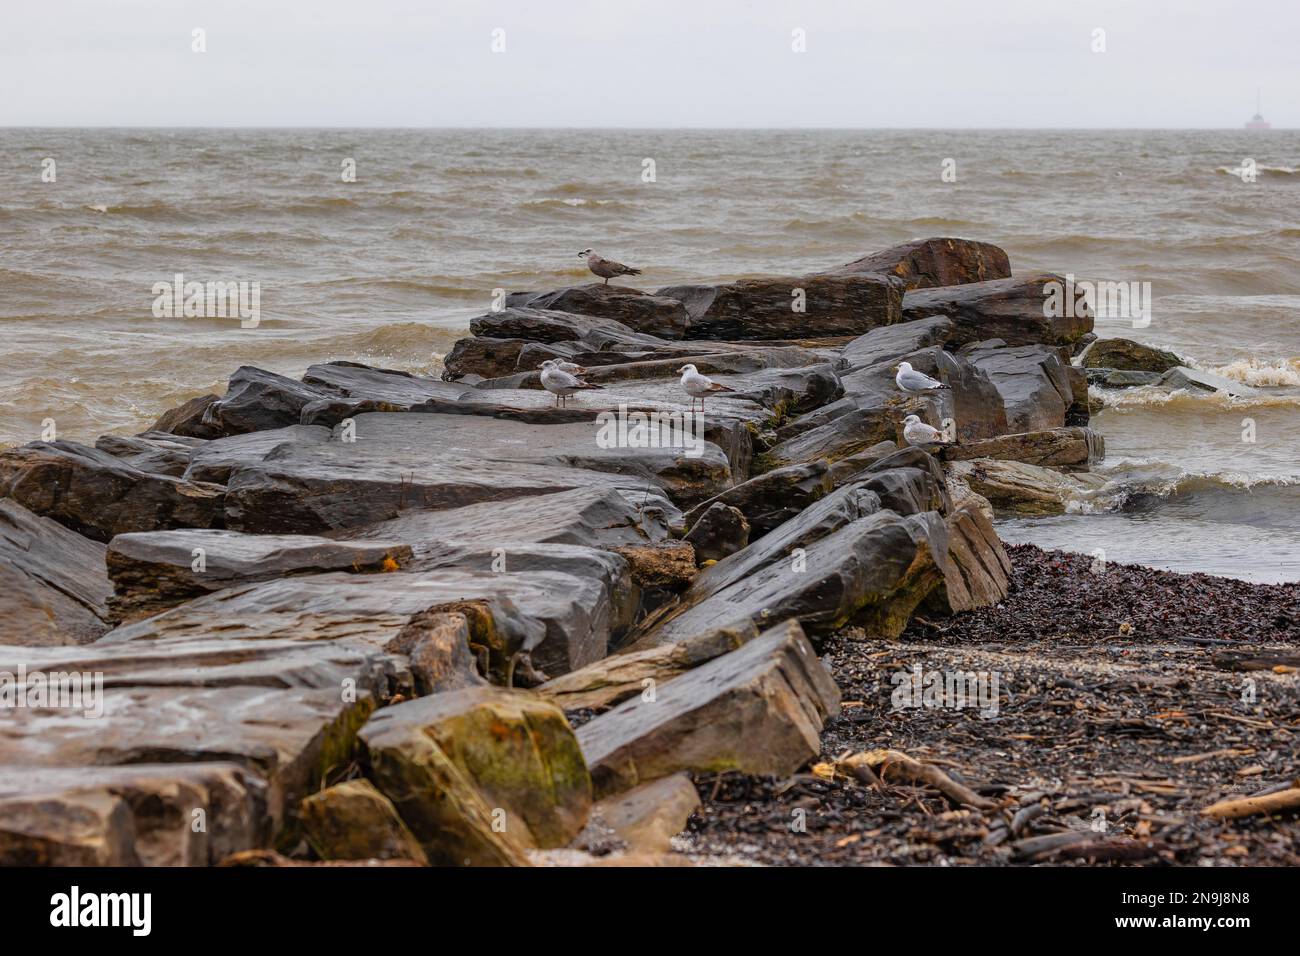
left=506, top=285, right=690, bottom=339
left=146, top=393, right=224, bottom=440
left=927, top=499, right=1012, bottom=613
left=573, top=773, right=700, bottom=855
left=683, top=460, right=834, bottom=538
left=682, top=503, right=750, bottom=563
left=105, top=528, right=412, bottom=621
left=299, top=779, right=428, bottom=863
left=966, top=342, right=1086, bottom=432
left=841, top=315, right=955, bottom=370
left=443, top=337, right=531, bottom=380
left=94, top=434, right=194, bottom=477
left=827, top=237, right=1012, bottom=290
left=0, top=441, right=224, bottom=542
left=1160, top=366, right=1257, bottom=398
left=0, top=763, right=267, bottom=866
left=207, top=366, right=333, bottom=435
left=1082, top=338, right=1183, bottom=372
left=576, top=620, right=840, bottom=797
left=942, top=426, right=1104, bottom=468
left=658, top=273, right=904, bottom=340
left=336, top=487, right=673, bottom=550
left=763, top=402, right=903, bottom=467
left=633, top=476, right=950, bottom=645
left=302, top=361, right=470, bottom=408
left=469, top=307, right=664, bottom=352
left=0, top=500, right=112, bottom=646
left=902, top=274, right=1093, bottom=348
left=359, top=687, right=591, bottom=859
left=183, top=425, right=331, bottom=484
left=0, top=637, right=402, bottom=837
left=946, top=458, right=1109, bottom=515
left=223, top=413, right=693, bottom=536
left=103, top=563, right=622, bottom=681
left=537, top=621, right=758, bottom=713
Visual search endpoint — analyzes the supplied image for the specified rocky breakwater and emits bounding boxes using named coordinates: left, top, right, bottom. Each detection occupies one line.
left=0, top=237, right=1101, bottom=866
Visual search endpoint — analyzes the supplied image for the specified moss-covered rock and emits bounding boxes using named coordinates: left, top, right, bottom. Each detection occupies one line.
left=300, top=780, right=427, bottom=863
left=360, top=688, right=592, bottom=860
left=1082, top=338, right=1182, bottom=373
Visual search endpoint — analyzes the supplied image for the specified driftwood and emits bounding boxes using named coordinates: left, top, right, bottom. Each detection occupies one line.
left=1211, top=649, right=1300, bottom=672
left=1201, top=787, right=1300, bottom=820
left=837, top=749, right=998, bottom=810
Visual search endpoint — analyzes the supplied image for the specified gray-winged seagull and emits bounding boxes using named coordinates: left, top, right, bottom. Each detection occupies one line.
left=579, top=248, right=642, bottom=285
left=894, top=360, right=949, bottom=394
left=539, top=359, right=602, bottom=407
left=677, top=363, right=735, bottom=411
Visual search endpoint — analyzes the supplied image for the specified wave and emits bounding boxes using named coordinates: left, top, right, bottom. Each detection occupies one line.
left=1209, top=357, right=1300, bottom=387
left=1089, top=383, right=1300, bottom=410
left=520, top=198, right=627, bottom=210
left=1064, top=468, right=1300, bottom=524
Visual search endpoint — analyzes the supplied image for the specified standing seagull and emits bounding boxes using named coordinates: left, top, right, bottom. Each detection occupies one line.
left=902, top=415, right=951, bottom=448
left=894, top=361, right=949, bottom=395
left=539, top=358, right=588, bottom=376
left=539, top=359, right=602, bottom=407
left=579, top=248, right=642, bottom=285
left=677, top=363, right=735, bottom=412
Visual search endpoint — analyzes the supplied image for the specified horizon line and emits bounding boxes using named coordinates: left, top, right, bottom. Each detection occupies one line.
left=0, top=125, right=1292, bottom=132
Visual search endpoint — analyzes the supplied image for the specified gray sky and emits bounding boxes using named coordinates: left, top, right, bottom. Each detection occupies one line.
left=2, top=0, right=1295, bottom=127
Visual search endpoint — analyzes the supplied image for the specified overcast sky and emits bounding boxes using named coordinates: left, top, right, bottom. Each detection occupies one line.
left=2, top=0, right=1295, bottom=127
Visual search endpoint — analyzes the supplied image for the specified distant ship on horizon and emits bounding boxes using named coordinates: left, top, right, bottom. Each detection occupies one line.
left=1245, top=90, right=1271, bottom=130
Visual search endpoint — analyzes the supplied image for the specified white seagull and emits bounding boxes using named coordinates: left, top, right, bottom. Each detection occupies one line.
left=677, top=363, right=735, bottom=412
left=902, top=415, right=950, bottom=447
left=894, top=361, right=949, bottom=394
left=579, top=248, right=642, bottom=285
left=539, top=359, right=602, bottom=407
left=539, top=358, right=589, bottom=376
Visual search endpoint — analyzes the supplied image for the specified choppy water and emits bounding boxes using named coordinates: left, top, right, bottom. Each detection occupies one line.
left=1, top=129, right=1297, bottom=581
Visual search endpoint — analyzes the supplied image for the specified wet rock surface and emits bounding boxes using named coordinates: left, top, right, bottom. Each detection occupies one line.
left=10, top=236, right=1267, bottom=868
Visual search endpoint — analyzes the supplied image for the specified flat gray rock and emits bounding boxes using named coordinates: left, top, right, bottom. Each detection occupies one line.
left=0, top=440, right=224, bottom=542
left=0, top=499, right=112, bottom=646
left=223, top=411, right=717, bottom=534
left=207, top=365, right=333, bottom=435
left=506, top=284, right=690, bottom=339
left=659, top=273, right=903, bottom=341
left=0, top=763, right=267, bottom=866
left=902, top=274, right=1093, bottom=348
left=183, top=424, right=331, bottom=484
left=577, top=620, right=841, bottom=796
left=106, top=528, right=413, bottom=621
left=1160, top=365, right=1257, bottom=397
left=336, top=486, right=672, bottom=549
left=631, top=475, right=950, bottom=646
left=94, top=433, right=194, bottom=477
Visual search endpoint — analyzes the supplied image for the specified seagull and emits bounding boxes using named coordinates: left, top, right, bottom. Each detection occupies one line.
left=539, top=358, right=589, bottom=377
left=579, top=248, right=642, bottom=285
left=539, top=359, right=602, bottom=407
left=894, top=361, right=949, bottom=394
left=902, top=415, right=951, bottom=448
left=677, top=363, right=735, bottom=412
